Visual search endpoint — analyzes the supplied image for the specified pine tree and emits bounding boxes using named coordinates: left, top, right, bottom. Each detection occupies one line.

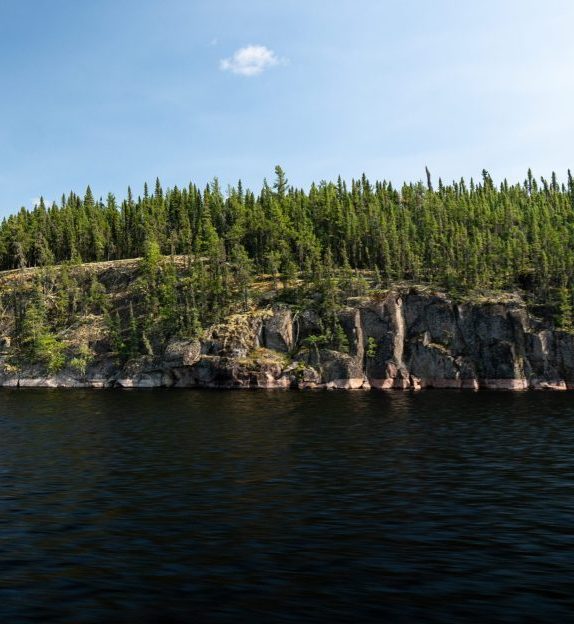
left=558, top=287, right=573, bottom=331
left=273, top=165, right=288, bottom=197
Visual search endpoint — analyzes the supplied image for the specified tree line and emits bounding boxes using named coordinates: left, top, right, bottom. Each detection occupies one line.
left=2, top=166, right=574, bottom=305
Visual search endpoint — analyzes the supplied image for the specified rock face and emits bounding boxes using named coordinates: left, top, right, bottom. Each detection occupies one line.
left=4, top=288, right=574, bottom=390
left=262, top=305, right=294, bottom=353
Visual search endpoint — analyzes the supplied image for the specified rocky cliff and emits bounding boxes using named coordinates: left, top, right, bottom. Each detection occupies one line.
left=4, top=287, right=574, bottom=390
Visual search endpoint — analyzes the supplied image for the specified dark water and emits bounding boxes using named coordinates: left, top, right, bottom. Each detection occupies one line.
left=1, top=390, right=574, bottom=623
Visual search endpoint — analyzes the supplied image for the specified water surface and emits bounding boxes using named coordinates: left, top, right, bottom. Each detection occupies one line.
left=1, top=390, right=573, bottom=623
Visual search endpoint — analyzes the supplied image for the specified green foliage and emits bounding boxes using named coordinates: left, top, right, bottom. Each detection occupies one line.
left=303, top=334, right=328, bottom=347
left=366, top=336, right=378, bottom=359
left=127, top=302, right=140, bottom=359
left=105, top=310, right=124, bottom=355
left=16, top=289, right=66, bottom=372
left=557, top=287, right=574, bottom=331
left=303, top=333, right=328, bottom=359
left=142, top=238, right=161, bottom=278
left=333, top=322, right=349, bottom=353
left=69, top=343, right=92, bottom=377
left=231, top=244, right=253, bottom=310
left=2, top=168, right=572, bottom=308
left=36, top=333, right=66, bottom=373
left=87, top=274, right=107, bottom=315
left=7, top=167, right=574, bottom=359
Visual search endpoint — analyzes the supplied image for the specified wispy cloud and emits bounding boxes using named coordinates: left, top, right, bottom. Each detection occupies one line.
left=219, top=45, right=285, bottom=76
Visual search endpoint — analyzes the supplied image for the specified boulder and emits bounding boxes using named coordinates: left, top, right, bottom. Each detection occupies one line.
left=163, top=338, right=201, bottom=367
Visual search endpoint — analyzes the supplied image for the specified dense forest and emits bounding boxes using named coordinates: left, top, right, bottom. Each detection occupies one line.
left=2, top=166, right=574, bottom=371
left=2, top=165, right=574, bottom=317
left=2, top=167, right=573, bottom=299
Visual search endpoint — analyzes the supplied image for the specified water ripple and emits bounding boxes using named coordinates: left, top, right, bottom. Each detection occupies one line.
left=0, top=389, right=573, bottom=622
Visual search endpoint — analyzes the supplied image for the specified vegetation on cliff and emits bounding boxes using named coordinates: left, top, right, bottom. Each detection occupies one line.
left=0, top=248, right=373, bottom=373
left=2, top=166, right=574, bottom=373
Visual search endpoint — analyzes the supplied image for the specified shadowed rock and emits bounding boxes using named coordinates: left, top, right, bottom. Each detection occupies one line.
left=6, top=287, right=574, bottom=390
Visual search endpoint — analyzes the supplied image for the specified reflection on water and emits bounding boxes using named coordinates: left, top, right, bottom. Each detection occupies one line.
left=0, top=389, right=573, bottom=623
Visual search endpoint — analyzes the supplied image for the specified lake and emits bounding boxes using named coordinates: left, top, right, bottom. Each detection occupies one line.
left=1, top=389, right=573, bottom=623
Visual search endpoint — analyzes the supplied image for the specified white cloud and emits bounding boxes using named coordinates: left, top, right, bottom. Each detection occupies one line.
left=219, top=45, right=284, bottom=76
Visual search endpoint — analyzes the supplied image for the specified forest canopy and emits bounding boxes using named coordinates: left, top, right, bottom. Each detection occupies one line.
left=1, top=166, right=573, bottom=303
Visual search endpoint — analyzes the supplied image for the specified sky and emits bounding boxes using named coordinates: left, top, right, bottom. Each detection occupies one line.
left=1, top=0, right=574, bottom=215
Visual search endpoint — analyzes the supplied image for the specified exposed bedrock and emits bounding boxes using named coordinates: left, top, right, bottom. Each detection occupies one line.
left=4, top=289, right=574, bottom=389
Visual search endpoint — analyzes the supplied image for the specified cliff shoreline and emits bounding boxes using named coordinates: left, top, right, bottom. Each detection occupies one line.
left=4, top=287, right=574, bottom=391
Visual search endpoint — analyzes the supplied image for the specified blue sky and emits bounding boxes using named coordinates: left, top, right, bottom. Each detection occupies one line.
left=1, top=0, right=573, bottom=215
